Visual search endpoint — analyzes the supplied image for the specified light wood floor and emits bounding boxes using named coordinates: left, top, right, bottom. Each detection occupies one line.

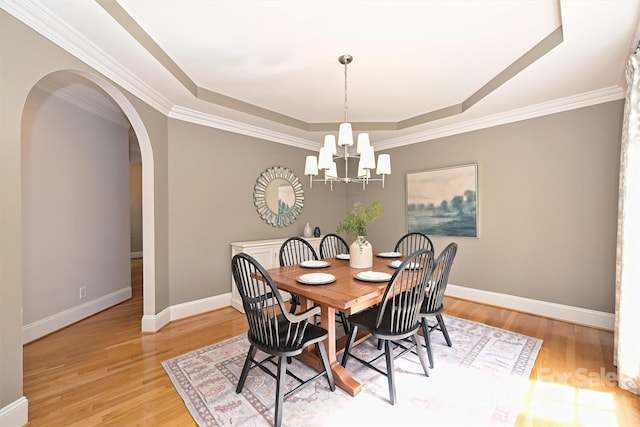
left=23, top=259, right=640, bottom=426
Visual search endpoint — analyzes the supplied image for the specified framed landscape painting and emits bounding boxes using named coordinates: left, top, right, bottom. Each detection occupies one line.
left=406, top=164, right=478, bottom=237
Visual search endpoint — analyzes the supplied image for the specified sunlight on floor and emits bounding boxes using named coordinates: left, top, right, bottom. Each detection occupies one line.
left=522, top=380, right=618, bottom=426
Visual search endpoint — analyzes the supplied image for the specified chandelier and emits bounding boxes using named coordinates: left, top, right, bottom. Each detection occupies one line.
left=304, top=54, right=391, bottom=190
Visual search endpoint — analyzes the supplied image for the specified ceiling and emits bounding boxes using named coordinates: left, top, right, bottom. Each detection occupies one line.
left=4, top=0, right=640, bottom=150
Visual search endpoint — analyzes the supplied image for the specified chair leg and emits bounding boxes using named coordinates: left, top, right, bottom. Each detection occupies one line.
left=421, top=318, right=434, bottom=369
left=274, top=356, right=287, bottom=427
left=338, top=312, right=350, bottom=335
left=341, top=325, right=358, bottom=367
left=412, top=333, right=430, bottom=377
left=383, top=339, right=396, bottom=405
left=289, top=295, right=299, bottom=314
left=436, top=313, right=452, bottom=347
left=236, top=345, right=257, bottom=393
left=315, top=342, right=336, bottom=391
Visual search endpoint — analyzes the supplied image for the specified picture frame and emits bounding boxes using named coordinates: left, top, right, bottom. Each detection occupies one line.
left=406, top=164, right=478, bottom=237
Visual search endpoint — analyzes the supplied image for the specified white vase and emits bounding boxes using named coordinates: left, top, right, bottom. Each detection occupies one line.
left=349, top=236, right=373, bottom=269
left=303, top=222, right=312, bottom=238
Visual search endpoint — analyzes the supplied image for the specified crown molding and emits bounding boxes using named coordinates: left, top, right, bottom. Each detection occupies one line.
left=1, top=0, right=173, bottom=115
left=375, top=86, right=625, bottom=149
left=170, top=86, right=624, bottom=151
left=168, top=106, right=318, bottom=150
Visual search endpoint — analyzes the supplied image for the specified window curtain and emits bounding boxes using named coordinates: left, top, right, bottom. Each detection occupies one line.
left=614, top=48, right=640, bottom=395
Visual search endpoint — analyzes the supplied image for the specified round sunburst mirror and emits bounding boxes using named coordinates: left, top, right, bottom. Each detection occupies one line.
left=253, top=166, right=304, bottom=227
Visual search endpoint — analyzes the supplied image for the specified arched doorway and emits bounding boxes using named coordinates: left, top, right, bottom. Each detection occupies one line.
left=21, top=70, right=156, bottom=335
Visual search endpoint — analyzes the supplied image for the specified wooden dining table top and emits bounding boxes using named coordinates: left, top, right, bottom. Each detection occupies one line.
left=266, top=254, right=401, bottom=315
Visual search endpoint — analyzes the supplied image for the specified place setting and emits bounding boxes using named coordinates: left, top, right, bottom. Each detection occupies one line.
left=388, top=260, right=421, bottom=269
left=296, top=272, right=336, bottom=285
left=376, top=251, right=402, bottom=258
left=353, top=270, right=392, bottom=283
left=335, top=253, right=350, bottom=260
left=300, top=260, right=331, bottom=268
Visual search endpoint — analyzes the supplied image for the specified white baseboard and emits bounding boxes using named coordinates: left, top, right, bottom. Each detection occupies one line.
left=140, top=293, right=232, bottom=332
left=0, top=397, right=28, bottom=427
left=445, top=284, right=614, bottom=330
left=142, top=286, right=615, bottom=335
left=230, top=295, right=244, bottom=313
left=22, top=287, right=132, bottom=344
left=142, top=308, right=170, bottom=332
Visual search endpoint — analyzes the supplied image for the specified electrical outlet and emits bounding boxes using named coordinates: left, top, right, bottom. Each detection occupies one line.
left=79, top=286, right=87, bottom=299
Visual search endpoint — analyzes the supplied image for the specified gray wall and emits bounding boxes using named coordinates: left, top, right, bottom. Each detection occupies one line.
left=356, top=102, right=623, bottom=313
left=166, top=119, right=346, bottom=305
left=22, top=85, right=131, bottom=326
left=130, top=161, right=143, bottom=254
left=163, top=102, right=622, bottom=313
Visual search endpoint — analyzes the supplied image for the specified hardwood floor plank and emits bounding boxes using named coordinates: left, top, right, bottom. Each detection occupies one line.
left=23, top=259, right=640, bottom=426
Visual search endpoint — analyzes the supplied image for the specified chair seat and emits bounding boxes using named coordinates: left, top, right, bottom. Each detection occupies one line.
left=349, top=305, right=421, bottom=340
left=419, top=302, right=444, bottom=316
left=249, top=316, right=329, bottom=357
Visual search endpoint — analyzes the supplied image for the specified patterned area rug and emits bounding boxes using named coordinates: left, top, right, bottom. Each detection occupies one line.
left=162, top=315, right=542, bottom=426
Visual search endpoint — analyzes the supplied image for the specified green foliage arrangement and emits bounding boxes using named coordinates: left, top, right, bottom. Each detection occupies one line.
left=336, top=201, right=383, bottom=238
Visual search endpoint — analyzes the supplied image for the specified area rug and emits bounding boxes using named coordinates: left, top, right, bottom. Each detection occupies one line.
left=162, top=315, right=542, bottom=426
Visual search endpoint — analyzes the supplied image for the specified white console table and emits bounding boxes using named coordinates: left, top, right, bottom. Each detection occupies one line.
left=230, top=236, right=322, bottom=312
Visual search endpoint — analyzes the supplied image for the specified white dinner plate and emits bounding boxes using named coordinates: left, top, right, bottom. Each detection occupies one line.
left=354, top=271, right=392, bottom=282
left=377, top=251, right=402, bottom=258
left=389, top=260, right=421, bottom=269
left=300, top=260, right=330, bottom=268
left=336, top=253, right=350, bottom=260
left=296, top=273, right=336, bottom=285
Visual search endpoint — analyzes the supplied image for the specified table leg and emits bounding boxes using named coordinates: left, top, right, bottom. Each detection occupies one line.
left=298, top=303, right=362, bottom=396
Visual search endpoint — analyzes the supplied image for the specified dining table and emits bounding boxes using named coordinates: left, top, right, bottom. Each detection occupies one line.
left=266, top=251, right=404, bottom=396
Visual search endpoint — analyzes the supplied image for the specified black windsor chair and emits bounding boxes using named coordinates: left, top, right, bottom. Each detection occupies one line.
left=232, top=253, right=335, bottom=427
left=419, top=242, right=458, bottom=368
left=318, top=233, right=351, bottom=333
left=341, top=248, right=435, bottom=405
left=278, top=237, right=319, bottom=313
left=319, top=233, right=349, bottom=259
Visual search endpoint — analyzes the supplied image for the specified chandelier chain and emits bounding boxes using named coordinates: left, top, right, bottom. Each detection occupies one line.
left=344, top=58, right=348, bottom=123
